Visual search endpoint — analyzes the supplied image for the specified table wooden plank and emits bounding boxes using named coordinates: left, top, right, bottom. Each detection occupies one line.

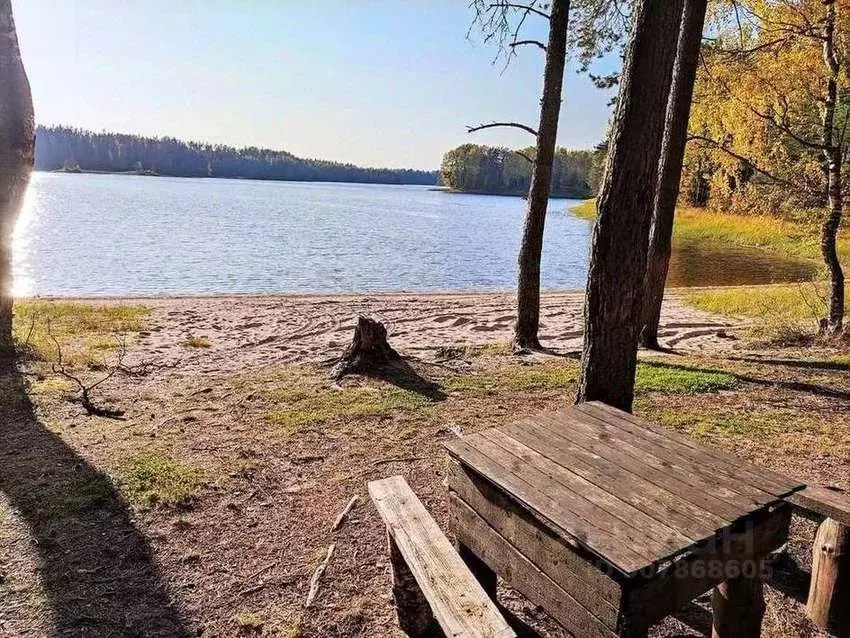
left=444, top=437, right=653, bottom=575
left=533, top=411, right=759, bottom=522
left=452, top=495, right=618, bottom=638
left=447, top=460, right=623, bottom=620
left=579, top=402, right=802, bottom=496
left=482, top=429, right=692, bottom=550
left=502, top=418, right=729, bottom=539
left=559, top=406, right=779, bottom=507
left=560, top=407, right=780, bottom=506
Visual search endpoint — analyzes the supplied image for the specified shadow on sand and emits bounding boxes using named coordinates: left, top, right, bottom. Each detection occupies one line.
left=0, top=363, right=188, bottom=636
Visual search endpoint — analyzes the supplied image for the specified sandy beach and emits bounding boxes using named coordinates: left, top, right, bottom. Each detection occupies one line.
left=65, top=289, right=743, bottom=375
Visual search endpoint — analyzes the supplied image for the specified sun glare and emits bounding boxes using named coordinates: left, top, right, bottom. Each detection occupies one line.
left=12, top=177, right=38, bottom=298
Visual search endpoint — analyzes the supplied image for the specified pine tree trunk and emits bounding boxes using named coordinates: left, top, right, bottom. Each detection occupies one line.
left=640, top=0, right=707, bottom=349
left=0, top=0, right=34, bottom=364
left=820, top=0, right=844, bottom=334
left=576, top=0, right=685, bottom=411
left=513, top=0, right=570, bottom=351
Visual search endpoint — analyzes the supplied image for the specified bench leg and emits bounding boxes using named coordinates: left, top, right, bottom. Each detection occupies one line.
left=387, top=530, right=441, bottom=637
left=711, top=573, right=765, bottom=638
left=456, top=540, right=498, bottom=600
left=806, top=517, right=849, bottom=636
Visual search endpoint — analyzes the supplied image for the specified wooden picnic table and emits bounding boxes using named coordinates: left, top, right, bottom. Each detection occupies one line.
left=444, top=401, right=805, bottom=637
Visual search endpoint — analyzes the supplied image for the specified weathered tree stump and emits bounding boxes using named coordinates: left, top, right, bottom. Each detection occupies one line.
left=806, top=517, right=849, bottom=636
left=330, top=316, right=400, bottom=381
left=711, top=573, right=765, bottom=638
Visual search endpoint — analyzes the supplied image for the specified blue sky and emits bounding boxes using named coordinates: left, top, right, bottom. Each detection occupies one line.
left=13, top=1, right=616, bottom=170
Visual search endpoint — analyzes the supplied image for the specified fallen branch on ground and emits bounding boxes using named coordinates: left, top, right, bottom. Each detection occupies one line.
left=49, top=323, right=126, bottom=419
left=331, top=495, right=359, bottom=532
left=305, top=544, right=335, bottom=608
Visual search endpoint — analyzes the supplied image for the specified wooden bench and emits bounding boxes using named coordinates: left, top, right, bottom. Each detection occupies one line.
left=785, top=484, right=849, bottom=635
left=368, top=476, right=516, bottom=638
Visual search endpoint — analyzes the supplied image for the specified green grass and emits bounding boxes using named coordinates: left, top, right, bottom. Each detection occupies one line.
left=443, top=359, right=735, bottom=397
left=443, top=362, right=579, bottom=396
left=266, top=384, right=433, bottom=433
left=634, top=361, right=738, bottom=394
left=570, top=200, right=850, bottom=264
left=183, top=335, right=212, bottom=348
left=120, top=454, right=203, bottom=507
left=13, top=301, right=149, bottom=365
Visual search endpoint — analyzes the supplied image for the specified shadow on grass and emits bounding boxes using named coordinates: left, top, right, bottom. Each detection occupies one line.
left=354, top=358, right=448, bottom=402
left=641, top=359, right=850, bottom=401
left=724, top=355, right=850, bottom=372
left=0, top=363, right=187, bottom=636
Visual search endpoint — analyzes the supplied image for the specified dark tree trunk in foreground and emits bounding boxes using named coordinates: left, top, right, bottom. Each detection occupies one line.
left=0, top=0, right=34, bottom=363
left=820, top=0, right=844, bottom=334
left=576, top=0, right=685, bottom=412
left=640, top=0, right=708, bottom=348
left=513, top=0, right=570, bottom=351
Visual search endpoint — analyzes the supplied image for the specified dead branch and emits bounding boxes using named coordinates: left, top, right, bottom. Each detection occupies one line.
left=305, top=544, right=335, bottom=608
left=510, top=39, right=546, bottom=51
left=331, top=495, right=359, bottom=532
left=467, top=121, right=538, bottom=136
left=371, top=456, right=426, bottom=466
left=48, top=323, right=126, bottom=419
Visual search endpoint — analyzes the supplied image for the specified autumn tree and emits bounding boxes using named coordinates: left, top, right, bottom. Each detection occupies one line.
left=0, top=0, right=35, bottom=363
left=576, top=0, right=686, bottom=411
left=689, top=0, right=849, bottom=333
left=640, top=0, right=709, bottom=348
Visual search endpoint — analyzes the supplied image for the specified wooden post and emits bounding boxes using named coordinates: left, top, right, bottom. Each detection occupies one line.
left=711, top=573, right=765, bottom=638
left=387, top=530, right=439, bottom=637
left=806, top=517, right=849, bottom=636
left=456, top=541, right=498, bottom=600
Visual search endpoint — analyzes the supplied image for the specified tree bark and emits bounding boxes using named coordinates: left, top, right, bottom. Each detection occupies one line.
left=513, top=0, right=570, bottom=351
left=0, top=0, right=34, bottom=364
left=819, top=0, right=844, bottom=334
left=639, top=0, right=708, bottom=349
left=576, top=0, right=685, bottom=411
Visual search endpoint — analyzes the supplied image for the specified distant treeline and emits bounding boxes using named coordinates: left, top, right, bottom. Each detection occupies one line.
left=34, top=125, right=438, bottom=185
left=440, top=143, right=604, bottom=198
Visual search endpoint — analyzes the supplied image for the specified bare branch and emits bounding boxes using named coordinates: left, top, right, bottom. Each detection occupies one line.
left=49, top=322, right=126, bottom=419
left=467, top=121, right=538, bottom=136
left=488, top=3, right=550, bottom=20
left=509, top=39, right=547, bottom=51
left=515, top=150, right=534, bottom=163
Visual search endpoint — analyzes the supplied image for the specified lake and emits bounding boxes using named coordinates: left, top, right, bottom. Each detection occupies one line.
left=13, top=172, right=815, bottom=297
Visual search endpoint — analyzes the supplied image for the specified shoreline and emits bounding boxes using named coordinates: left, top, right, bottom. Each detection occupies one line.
left=11, top=282, right=808, bottom=303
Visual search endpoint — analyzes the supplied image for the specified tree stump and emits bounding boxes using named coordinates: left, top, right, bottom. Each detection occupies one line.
left=806, top=517, right=849, bottom=636
left=711, top=574, right=765, bottom=638
left=330, top=316, right=400, bottom=381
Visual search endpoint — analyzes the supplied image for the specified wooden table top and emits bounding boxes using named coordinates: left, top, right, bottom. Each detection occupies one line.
left=444, top=401, right=805, bottom=577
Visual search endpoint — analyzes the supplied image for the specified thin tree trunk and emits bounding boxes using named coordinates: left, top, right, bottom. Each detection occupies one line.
left=640, top=0, right=707, bottom=349
left=0, top=0, right=35, bottom=363
left=820, top=0, right=844, bottom=334
left=513, top=0, right=570, bottom=351
left=576, top=0, right=685, bottom=412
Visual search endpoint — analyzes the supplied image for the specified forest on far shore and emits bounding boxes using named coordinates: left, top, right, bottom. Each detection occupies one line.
left=34, top=125, right=439, bottom=186
left=439, top=143, right=603, bottom=198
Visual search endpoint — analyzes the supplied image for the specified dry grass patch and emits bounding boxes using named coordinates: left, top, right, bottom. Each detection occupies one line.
left=13, top=301, right=149, bottom=366
left=183, top=335, right=212, bottom=348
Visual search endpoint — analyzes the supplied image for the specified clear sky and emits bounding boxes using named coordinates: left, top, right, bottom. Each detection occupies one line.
left=12, top=1, right=616, bottom=170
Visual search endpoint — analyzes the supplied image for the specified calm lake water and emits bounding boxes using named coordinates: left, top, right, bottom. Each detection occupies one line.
left=13, top=172, right=815, bottom=297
